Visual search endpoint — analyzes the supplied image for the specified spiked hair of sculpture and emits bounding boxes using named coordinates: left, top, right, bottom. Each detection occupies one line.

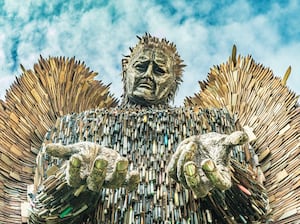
left=121, top=33, right=185, bottom=104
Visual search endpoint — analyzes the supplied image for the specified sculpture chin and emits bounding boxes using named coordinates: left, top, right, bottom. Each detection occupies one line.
left=128, top=90, right=168, bottom=106
left=126, top=87, right=173, bottom=107
left=128, top=94, right=156, bottom=106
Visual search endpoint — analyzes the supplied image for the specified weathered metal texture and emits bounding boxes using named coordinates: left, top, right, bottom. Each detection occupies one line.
left=0, top=57, right=117, bottom=223
left=121, top=33, right=185, bottom=106
left=186, top=54, right=300, bottom=222
left=30, top=107, right=268, bottom=223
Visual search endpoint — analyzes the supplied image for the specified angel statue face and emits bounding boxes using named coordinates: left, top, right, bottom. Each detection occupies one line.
left=122, top=34, right=184, bottom=106
left=125, top=48, right=175, bottom=105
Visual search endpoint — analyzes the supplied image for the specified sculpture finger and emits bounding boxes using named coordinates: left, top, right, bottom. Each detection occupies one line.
left=202, top=159, right=232, bottom=190
left=86, top=156, right=108, bottom=192
left=177, top=141, right=198, bottom=188
left=184, top=161, right=211, bottom=198
left=103, top=158, right=129, bottom=189
left=223, top=131, right=248, bottom=146
left=167, top=139, right=189, bottom=181
left=45, top=143, right=80, bottom=159
left=66, top=154, right=85, bottom=187
left=123, top=170, right=140, bottom=191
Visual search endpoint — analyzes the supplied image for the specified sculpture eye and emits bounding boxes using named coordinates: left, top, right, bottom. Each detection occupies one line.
left=135, top=62, right=148, bottom=72
left=153, top=63, right=166, bottom=76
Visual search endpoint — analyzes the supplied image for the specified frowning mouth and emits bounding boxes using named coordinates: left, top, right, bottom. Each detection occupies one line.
left=134, top=78, right=156, bottom=92
left=138, top=83, right=153, bottom=89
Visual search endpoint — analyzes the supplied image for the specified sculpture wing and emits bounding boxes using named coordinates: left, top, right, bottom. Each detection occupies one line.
left=0, top=56, right=118, bottom=223
left=185, top=51, right=300, bottom=223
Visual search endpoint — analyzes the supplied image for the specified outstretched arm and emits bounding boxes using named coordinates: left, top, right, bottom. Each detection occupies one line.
left=29, top=142, right=139, bottom=223
left=167, top=131, right=249, bottom=198
left=45, top=142, right=139, bottom=191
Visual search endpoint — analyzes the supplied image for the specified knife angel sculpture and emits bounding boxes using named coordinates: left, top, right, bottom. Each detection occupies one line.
left=0, top=34, right=299, bottom=224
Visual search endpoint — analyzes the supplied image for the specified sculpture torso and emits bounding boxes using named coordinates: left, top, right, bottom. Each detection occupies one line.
left=31, top=106, right=267, bottom=223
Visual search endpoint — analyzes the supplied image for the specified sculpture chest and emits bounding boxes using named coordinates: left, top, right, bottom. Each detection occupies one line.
left=38, top=107, right=248, bottom=224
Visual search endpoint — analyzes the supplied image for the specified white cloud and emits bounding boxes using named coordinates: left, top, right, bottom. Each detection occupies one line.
left=0, top=0, right=299, bottom=106
left=0, top=75, right=15, bottom=99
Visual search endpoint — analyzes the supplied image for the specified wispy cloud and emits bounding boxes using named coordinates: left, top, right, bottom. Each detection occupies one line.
left=0, top=0, right=299, bottom=104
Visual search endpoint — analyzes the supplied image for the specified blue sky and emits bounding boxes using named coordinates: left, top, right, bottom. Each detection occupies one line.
left=0, top=0, right=299, bottom=105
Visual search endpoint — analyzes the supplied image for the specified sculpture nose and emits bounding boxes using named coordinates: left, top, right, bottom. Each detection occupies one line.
left=143, top=62, right=154, bottom=79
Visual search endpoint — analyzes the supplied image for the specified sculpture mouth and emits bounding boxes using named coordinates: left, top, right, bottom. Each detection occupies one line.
left=135, top=78, right=155, bottom=90
left=138, top=83, right=153, bottom=90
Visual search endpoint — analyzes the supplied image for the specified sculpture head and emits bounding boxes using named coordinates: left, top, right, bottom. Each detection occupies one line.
left=122, top=34, right=185, bottom=106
